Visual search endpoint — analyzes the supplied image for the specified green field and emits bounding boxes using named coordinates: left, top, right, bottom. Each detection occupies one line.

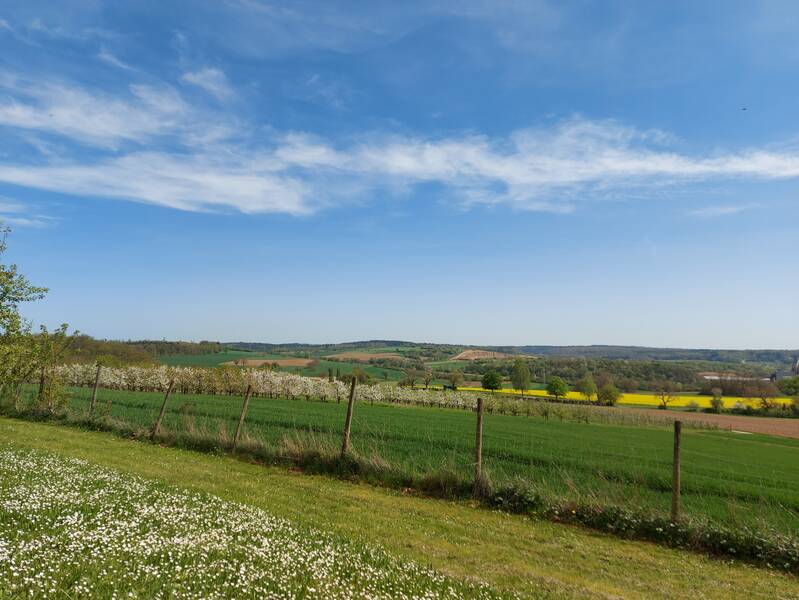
left=159, top=349, right=284, bottom=367
left=283, top=359, right=405, bottom=381
left=159, top=351, right=407, bottom=381
left=4, top=419, right=796, bottom=599
left=325, top=346, right=411, bottom=355
left=426, top=359, right=470, bottom=371
left=42, top=385, right=799, bottom=536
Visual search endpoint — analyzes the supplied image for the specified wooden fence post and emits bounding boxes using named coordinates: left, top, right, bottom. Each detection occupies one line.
left=671, top=420, right=682, bottom=522
left=232, top=384, right=253, bottom=451
left=340, top=378, right=357, bottom=457
left=38, top=366, right=46, bottom=403
left=151, top=380, right=175, bottom=441
left=89, top=364, right=102, bottom=416
left=474, top=397, right=484, bottom=496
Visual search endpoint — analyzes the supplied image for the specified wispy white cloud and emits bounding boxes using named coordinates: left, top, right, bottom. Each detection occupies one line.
left=688, top=203, right=761, bottom=218
left=0, top=197, right=25, bottom=213
left=97, top=47, right=136, bottom=71
left=0, top=196, right=51, bottom=227
left=283, top=73, right=352, bottom=110
left=27, top=18, right=78, bottom=40
left=207, top=1, right=565, bottom=59
left=181, top=68, right=234, bottom=100
left=209, top=1, right=414, bottom=56
left=0, top=74, right=212, bottom=149
left=2, top=74, right=799, bottom=216
left=0, top=215, right=50, bottom=227
left=3, top=117, right=799, bottom=217
left=0, top=153, right=310, bottom=215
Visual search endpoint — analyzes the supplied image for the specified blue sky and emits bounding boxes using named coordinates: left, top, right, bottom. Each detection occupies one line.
left=1, top=1, right=797, bottom=348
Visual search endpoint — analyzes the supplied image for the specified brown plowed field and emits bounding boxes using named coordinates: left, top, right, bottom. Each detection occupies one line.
left=611, top=406, right=799, bottom=439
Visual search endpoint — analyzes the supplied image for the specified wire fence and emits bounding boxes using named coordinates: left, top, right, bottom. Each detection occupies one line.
left=5, top=364, right=799, bottom=545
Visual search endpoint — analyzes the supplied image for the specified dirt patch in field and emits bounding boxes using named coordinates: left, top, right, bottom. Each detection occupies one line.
left=325, top=352, right=404, bottom=362
left=453, top=350, right=515, bottom=361
left=588, top=405, right=799, bottom=439
left=223, top=358, right=315, bottom=368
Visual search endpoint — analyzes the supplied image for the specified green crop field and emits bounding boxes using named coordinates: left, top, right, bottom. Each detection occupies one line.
left=426, top=360, right=469, bottom=370
left=43, top=385, right=799, bottom=536
left=159, top=349, right=284, bottom=367
left=158, top=351, right=407, bottom=381
left=325, top=346, right=412, bottom=355
left=283, top=359, right=406, bottom=381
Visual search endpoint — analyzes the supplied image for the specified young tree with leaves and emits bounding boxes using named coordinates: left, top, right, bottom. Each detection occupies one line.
left=709, top=387, right=724, bottom=413
left=546, top=376, right=569, bottom=401
left=447, top=369, right=464, bottom=390
left=481, top=369, right=502, bottom=392
left=575, top=373, right=597, bottom=402
left=510, top=357, right=530, bottom=397
left=423, top=369, right=434, bottom=389
left=404, top=368, right=424, bottom=387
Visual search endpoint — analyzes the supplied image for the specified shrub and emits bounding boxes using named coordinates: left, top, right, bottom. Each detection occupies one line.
left=597, top=383, right=621, bottom=406
left=418, top=468, right=469, bottom=497
left=490, top=481, right=545, bottom=513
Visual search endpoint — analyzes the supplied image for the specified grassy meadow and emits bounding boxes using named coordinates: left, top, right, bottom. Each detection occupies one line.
left=160, top=350, right=407, bottom=381
left=36, top=385, right=799, bottom=536
left=0, top=445, right=508, bottom=599
left=4, top=419, right=797, bottom=599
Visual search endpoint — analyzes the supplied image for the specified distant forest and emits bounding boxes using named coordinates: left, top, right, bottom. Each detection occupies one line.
left=58, top=337, right=797, bottom=387
left=502, top=345, right=799, bottom=365
left=62, top=336, right=224, bottom=366
left=231, top=341, right=797, bottom=368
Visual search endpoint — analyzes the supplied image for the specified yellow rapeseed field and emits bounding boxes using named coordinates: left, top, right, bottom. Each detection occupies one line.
left=458, top=387, right=793, bottom=409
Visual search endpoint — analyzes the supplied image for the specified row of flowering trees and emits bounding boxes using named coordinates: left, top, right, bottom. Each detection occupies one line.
left=54, top=364, right=484, bottom=410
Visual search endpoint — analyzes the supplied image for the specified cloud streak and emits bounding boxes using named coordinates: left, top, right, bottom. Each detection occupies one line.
left=181, top=68, right=234, bottom=100
left=2, top=76, right=799, bottom=216
left=0, top=153, right=310, bottom=215
left=97, top=47, right=136, bottom=71
left=688, top=203, right=761, bottom=218
left=0, top=196, right=51, bottom=227
left=0, top=76, right=192, bottom=148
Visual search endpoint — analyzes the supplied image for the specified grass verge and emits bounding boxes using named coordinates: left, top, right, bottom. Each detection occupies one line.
left=1, top=417, right=797, bottom=599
